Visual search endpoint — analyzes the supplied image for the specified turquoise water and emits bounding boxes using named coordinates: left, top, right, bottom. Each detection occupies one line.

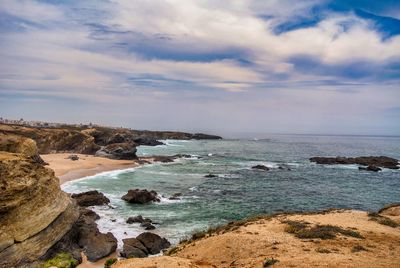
left=62, top=135, right=400, bottom=245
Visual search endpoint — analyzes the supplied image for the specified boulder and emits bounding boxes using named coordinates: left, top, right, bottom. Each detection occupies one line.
left=126, top=215, right=152, bottom=224
left=71, top=190, right=110, bottom=207
left=122, top=189, right=160, bottom=204
left=75, top=209, right=117, bottom=262
left=95, top=142, right=137, bottom=160
left=252, top=165, right=270, bottom=171
left=121, top=238, right=148, bottom=258
left=67, top=154, right=79, bottom=161
left=136, top=232, right=171, bottom=255
left=310, top=156, right=399, bottom=169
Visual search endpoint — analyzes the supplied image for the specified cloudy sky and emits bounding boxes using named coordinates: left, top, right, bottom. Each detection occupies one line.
left=0, top=0, right=399, bottom=136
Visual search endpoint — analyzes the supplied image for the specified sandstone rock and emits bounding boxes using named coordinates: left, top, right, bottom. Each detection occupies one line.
left=121, top=238, right=148, bottom=258
left=95, top=142, right=137, bottom=160
left=122, top=189, right=160, bottom=204
left=0, top=153, right=79, bottom=267
left=310, top=156, right=399, bottom=169
left=71, top=190, right=110, bottom=207
left=136, top=232, right=171, bottom=255
left=252, top=165, right=270, bottom=171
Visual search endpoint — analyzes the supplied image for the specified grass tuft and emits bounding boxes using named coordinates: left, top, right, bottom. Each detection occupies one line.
left=351, top=245, right=368, bottom=253
left=104, top=258, right=117, bottom=268
left=263, top=258, right=279, bottom=267
left=315, top=247, right=331, bottom=254
left=284, top=221, right=364, bottom=240
left=44, top=253, right=78, bottom=268
left=368, top=212, right=399, bottom=228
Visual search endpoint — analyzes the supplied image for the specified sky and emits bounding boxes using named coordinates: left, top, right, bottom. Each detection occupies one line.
left=0, top=0, right=399, bottom=136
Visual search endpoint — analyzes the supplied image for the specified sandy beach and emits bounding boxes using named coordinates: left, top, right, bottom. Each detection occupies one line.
left=41, top=153, right=140, bottom=184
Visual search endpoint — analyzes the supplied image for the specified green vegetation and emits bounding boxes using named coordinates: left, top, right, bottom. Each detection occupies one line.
left=44, top=253, right=78, bottom=268
left=104, top=258, right=117, bottom=268
left=263, top=257, right=279, bottom=267
left=284, top=221, right=364, bottom=239
left=368, top=212, right=399, bottom=228
left=351, top=245, right=368, bottom=253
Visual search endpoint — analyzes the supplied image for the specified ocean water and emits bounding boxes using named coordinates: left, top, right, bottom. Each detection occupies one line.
left=62, top=135, right=400, bottom=246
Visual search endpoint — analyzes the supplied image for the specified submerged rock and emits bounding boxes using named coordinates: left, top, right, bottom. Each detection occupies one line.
left=204, top=174, right=218, bottom=178
left=136, top=232, right=171, bottom=255
left=310, top=156, right=399, bottom=169
left=126, top=215, right=152, bottom=224
left=122, top=189, right=160, bottom=204
left=252, top=165, right=270, bottom=171
left=140, top=222, right=156, bottom=230
left=71, top=190, right=110, bottom=207
left=359, top=165, right=382, bottom=172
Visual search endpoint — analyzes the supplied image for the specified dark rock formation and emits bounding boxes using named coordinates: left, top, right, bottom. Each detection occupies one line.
left=126, top=215, right=152, bottom=224
left=359, top=165, right=382, bottom=172
left=310, top=156, right=399, bottom=169
left=121, top=238, right=149, bottom=258
left=191, top=133, right=222, bottom=140
left=134, top=137, right=164, bottom=146
left=95, top=142, right=137, bottom=160
left=252, top=165, right=270, bottom=171
left=122, top=189, right=160, bottom=204
left=204, top=174, right=218, bottom=178
left=136, top=232, right=171, bottom=255
left=71, top=190, right=110, bottom=207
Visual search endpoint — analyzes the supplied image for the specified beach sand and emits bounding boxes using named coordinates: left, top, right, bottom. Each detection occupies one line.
left=41, top=153, right=139, bottom=184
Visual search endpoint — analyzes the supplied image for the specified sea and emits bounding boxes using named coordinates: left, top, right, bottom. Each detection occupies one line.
left=62, top=135, right=400, bottom=246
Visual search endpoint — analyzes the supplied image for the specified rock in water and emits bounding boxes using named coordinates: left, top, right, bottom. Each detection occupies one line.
left=0, top=152, right=80, bottom=267
left=136, top=232, right=171, bottom=255
left=310, top=156, right=399, bottom=169
left=140, top=222, right=156, bottom=230
left=252, top=165, right=270, bottom=171
left=359, top=165, right=382, bottom=172
left=126, top=215, right=152, bottom=224
left=71, top=190, right=110, bottom=207
left=121, top=238, right=149, bottom=258
left=67, top=154, right=79, bottom=161
left=121, top=189, right=160, bottom=204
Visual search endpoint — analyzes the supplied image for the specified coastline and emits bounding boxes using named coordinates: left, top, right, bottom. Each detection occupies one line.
left=41, top=153, right=140, bottom=185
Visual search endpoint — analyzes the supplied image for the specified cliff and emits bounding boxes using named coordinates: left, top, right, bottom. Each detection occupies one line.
left=0, top=152, right=79, bottom=267
left=113, top=207, right=400, bottom=268
left=0, top=124, right=222, bottom=160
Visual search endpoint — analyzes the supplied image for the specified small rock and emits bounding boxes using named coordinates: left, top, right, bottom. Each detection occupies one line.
left=126, top=215, right=152, bottom=224
left=251, top=165, right=270, bottom=171
left=67, top=154, right=79, bottom=161
left=204, top=174, right=218, bottom=178
left=359, top=165, right=382, bottom=172
left=140, top=222, right=156, bottom=230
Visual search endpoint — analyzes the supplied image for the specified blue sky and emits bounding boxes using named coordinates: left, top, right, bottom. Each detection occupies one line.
left=0, top=0, right=399, bottom=136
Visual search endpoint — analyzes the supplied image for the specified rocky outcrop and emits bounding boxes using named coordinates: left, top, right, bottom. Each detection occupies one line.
left=122, top=189, right=160, bottom=204
left=252, top=164, right=270, bottom=171
left=310, top=156, right=399, bottom=169
left=95, top=142, right=137, bottom=160
left=71, top=190, right=110, bottom=207
left=120, top=233, right=171, bottom=258
left=0, top=152, right=80, bottom=267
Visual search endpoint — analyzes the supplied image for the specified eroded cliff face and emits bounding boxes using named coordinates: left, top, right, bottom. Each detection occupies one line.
left=0, top=152, right=79, bottom=267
